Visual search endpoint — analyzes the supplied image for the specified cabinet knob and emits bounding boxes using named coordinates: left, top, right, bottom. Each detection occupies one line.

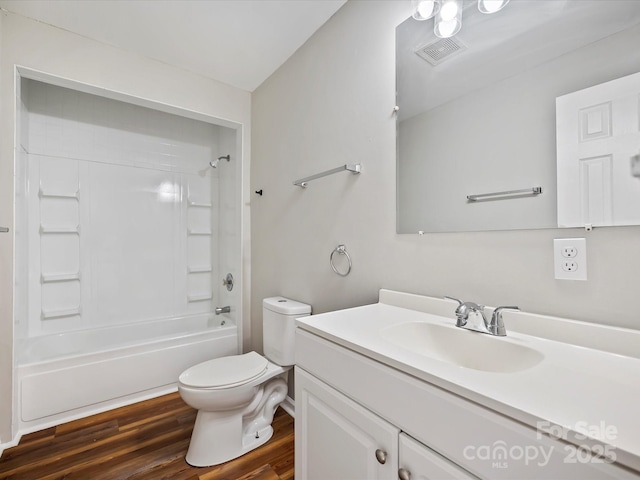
left=375, top=449, right=387, bottom=464
left=398, top=467, right=411, bottom=480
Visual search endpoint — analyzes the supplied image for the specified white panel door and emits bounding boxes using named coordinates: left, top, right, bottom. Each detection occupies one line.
left=556, top=71, right=640, bottom=227
left=399, top=433, right=478, bottom=480
left=295, top=367, right=399, bottom=480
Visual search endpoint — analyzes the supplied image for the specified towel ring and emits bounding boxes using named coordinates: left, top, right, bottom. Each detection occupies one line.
left=330, top=244, right=352, bottom=277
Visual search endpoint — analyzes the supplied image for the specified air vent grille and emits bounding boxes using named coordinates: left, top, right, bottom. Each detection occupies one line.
left=415, top=37, right=467, bottom=66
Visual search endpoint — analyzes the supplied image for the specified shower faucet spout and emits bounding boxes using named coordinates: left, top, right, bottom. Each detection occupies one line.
left=215, top=306, right=231, bottom=315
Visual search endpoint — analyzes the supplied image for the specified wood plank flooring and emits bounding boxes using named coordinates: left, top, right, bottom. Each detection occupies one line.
left=0, top=392, right=294, bottom=480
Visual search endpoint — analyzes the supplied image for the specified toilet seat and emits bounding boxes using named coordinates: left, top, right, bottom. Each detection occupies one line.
left=179, top=351, right=269, bottom=389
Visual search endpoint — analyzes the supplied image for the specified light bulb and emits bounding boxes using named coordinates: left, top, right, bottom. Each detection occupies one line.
left=434, top=0, right=461, bottom=38
left=440, top=0, right=459, bottom=21
left=435, top=18, right=460, bottom=38
left=478, top=0, right=510, bottom=14
left=418, top=1, right=436, bottom=18
left=412, top=0, right=440, bottom=20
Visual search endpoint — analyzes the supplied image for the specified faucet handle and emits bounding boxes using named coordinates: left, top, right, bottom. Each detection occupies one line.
left=444, top=297, right=469, bottom=327
left=493, top=306, right=519, bottom=316
left=444, top=296, right=463, bottom=306
left=490, top=306, right=519, bottom=336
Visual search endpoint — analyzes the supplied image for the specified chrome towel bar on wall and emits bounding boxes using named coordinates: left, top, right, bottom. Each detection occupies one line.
left=467, top=186, right=542, bottom=202
left=294, top=164, right=361, bottom=188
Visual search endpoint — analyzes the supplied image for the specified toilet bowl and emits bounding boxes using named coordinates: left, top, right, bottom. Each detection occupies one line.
left=178, top=296, right=311, bottom=467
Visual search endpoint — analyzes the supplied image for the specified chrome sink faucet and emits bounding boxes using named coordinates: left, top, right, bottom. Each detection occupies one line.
left=444, top=297, right=519, bottom=336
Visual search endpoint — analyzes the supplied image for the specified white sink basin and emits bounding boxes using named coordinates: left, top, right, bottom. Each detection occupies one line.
left=381, top=321, right=544, bottom=373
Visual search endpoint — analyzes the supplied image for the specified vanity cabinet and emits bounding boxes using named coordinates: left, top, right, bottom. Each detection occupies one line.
left=296, top=367, right=476, bottom=480
left=295, top=367, right=399, bottom=479
left=295, top=328, right=638, bottom=480
left=399, top=432, right=477, bottom=480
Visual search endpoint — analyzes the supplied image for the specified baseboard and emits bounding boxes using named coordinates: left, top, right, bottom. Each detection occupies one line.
left=0, top=434, right=22, bottom=459
left=280, top=395, right=295, bottom=418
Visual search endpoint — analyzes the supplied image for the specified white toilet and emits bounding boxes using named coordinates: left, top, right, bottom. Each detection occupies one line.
left=178, top=296, right=311, bottom=467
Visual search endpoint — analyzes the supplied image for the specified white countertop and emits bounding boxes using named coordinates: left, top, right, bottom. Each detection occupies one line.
left=296, top=290, right=640, bottom=472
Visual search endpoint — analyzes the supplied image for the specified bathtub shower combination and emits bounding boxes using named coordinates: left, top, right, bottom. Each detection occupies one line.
left=14, top=76, right=242, bottom=434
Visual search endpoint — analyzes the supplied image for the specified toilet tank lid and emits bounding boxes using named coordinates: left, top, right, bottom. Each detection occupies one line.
left=263, top=296, right=311, bottom=315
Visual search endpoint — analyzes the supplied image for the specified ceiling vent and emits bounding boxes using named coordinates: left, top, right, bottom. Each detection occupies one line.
left=414, top=37, right=467, bottom=66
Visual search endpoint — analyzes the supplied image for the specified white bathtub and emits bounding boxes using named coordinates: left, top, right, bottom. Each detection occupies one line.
left=16, top=314, right=238, bottom=434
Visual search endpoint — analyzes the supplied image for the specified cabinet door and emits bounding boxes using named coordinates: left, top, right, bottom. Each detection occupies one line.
left=399, top=433, right=478, bottom=480
left=295, top=367, right=400, bottom=480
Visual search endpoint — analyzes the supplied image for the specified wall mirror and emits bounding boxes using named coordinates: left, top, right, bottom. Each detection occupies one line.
left=396, top=0, right=640, bottom=234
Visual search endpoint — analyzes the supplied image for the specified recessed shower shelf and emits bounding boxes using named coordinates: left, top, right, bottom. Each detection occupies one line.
left=187, top=293, right=213, bottom=302
left=39, top=188, right=79, bottom=200
left=188, top=200, right=212, bottom=208
left=40, top=225, right=80, bottom=234
left=41, top=272, right=80, bottom=283
left=187, top=229, right=212, bottom=236
left=42, top=306, right=81, bottom=320
left=188, top=265, right=213, bottom=273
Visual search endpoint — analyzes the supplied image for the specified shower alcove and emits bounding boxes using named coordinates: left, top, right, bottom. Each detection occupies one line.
left=14, top=71, right=242, bottom=434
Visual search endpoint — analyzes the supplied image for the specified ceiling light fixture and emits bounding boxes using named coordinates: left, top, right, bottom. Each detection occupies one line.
left=477, top=0, right=510, bottom=14
left=412, top=0, right=510, bottom=39
left=411, top=0, right=441, bottom=21
left=434, top=0, right=462, bottom=38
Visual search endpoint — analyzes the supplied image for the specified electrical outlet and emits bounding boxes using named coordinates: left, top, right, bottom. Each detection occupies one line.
left=554, top=238, right=587, bottom=280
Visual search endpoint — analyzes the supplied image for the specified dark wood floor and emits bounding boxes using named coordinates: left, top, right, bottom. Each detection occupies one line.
left=0, top=392, right=294, bottom=480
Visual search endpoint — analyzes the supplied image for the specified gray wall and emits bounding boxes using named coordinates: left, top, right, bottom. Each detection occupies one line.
left=250, top=0, right=640, bottom=352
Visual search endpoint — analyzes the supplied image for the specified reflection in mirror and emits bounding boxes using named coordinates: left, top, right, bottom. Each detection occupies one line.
left=556, top=71, right=640, bottom=228
left=396, top=0, right=640, bottom=233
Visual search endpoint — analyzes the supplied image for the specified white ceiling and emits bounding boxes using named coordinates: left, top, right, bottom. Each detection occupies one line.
left=0, top=0, right=346, bottom=92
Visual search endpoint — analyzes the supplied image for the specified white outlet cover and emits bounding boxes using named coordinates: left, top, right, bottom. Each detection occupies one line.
left=554, top=238, right=587, bottom=280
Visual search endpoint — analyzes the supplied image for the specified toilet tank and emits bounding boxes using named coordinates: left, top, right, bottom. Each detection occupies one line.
left=263, top=296, right=311, bottom=366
